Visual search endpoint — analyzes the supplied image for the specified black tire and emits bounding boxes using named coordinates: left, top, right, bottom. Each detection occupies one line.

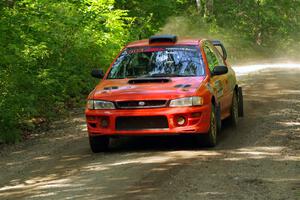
left=216, top=104, right=222, bottom=132
left=238, top=87, right=244, bottom=117
left=229, top=91, right=239, bottom=127
left=197, top=104, right=218, bottom=147
left=89, top=136, right=110, bottom=153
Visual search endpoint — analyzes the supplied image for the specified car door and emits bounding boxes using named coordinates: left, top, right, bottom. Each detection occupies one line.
left=210, top=43, right=234, bottom=116
left=203, top=43, right=231, bottom=118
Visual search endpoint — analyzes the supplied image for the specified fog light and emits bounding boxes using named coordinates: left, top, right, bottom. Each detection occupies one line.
left=101, top=117, right=109, bottom=128
left=177, top=116, right=186, bottom=126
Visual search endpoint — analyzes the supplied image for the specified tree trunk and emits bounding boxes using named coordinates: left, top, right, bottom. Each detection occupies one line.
left=6, top=0, right=15, bottom=8
left=205, top=0, right=214, bottom=17
left=255, top=0, right=263, bottom=45
left=195, top=0, right=202, bottom=13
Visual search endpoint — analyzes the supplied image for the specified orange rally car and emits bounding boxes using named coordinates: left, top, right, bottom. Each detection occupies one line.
left=85, top=35, right=244, bottom=152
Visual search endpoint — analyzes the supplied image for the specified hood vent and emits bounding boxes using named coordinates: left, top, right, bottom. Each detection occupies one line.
left=104, top=86, right=118, bottom=90
left=174, top=84, right=191, bottom=88
left=128, top=78, right=171, bottom=84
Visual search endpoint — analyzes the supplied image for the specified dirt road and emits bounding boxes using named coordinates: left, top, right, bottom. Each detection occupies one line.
left=0, top=66, right=299, bottom=200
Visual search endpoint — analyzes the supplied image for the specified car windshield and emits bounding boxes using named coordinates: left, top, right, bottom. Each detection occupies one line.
left=107, top=46, right=205, bottom=79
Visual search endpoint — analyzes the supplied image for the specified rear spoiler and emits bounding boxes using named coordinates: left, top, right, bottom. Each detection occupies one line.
left=212, top=40, right=227, bottom=60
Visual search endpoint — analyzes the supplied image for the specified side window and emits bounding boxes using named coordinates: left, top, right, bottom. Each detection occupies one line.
left=211, top=46, right=225, bottom=66
left=203, top=46, right=219, bottom=72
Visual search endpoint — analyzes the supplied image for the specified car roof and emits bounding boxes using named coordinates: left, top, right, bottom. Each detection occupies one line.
left=126, top=38, right=204, bottom=48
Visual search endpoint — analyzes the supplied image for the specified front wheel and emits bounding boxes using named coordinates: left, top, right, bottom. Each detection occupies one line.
left=197, top=104, right=218, bottom=147
left=89, top=136, right=110, bottom=153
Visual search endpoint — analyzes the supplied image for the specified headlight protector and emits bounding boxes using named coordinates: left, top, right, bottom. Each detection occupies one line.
left=87, top=100, right=115, bottom=110
left=169, top=97, right=203, bottom=107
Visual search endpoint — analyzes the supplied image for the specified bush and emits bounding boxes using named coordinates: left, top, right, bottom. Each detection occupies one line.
left=0, top=0, right=133, bottom=143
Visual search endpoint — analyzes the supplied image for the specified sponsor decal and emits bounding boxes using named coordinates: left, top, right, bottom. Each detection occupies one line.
left=127, top=47, right=197, bottom=54
left=127, top=47, right=164, bottom=54
left=206, top=83, right=214, bottom=93
left=214, top=80, right=224, bottom=98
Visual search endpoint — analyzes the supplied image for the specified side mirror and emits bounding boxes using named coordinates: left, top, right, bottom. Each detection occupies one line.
left=91, top=69, right=105, bottom=79
left=212, top=40, right=227, bottom=60
left=212, top=66, right=228, bottom=76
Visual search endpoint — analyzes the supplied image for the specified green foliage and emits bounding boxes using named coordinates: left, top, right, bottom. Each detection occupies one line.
left=0, top=0, right=134, bottom=143
left=164, top=0, right=300, bottom=62
left=115, top=0, right=186, bottom=39
left=213, top=0, right=300, bottom=47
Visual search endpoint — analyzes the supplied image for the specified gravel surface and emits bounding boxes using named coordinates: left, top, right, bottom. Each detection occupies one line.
left=0, top=67, right=299, bottom=200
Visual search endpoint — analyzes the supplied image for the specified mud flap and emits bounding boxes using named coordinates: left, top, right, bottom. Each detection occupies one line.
left=238, top=87, right=244, bottom=117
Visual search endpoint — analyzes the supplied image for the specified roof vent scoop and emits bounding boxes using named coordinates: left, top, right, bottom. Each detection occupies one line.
left=149, top=35, right=177, bottom=44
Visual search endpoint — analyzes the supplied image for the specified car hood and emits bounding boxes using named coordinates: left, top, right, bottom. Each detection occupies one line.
left=91, top=77, right=206, bottom=101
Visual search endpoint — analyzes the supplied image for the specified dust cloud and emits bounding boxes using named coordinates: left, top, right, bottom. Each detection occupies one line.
left=159, top=16, right=300, bottom=66
left=233, top=63, right=300, bottom=76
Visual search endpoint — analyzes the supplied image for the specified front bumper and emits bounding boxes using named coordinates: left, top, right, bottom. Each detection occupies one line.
left=85, top=105, right=211, bottom=136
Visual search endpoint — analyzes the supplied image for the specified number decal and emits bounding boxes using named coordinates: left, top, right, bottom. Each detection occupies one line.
left=214, top=80, right=223, bottom=98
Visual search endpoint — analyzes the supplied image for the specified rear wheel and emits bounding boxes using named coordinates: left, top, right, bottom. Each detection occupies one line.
left=229, top=91, right=239, bottom=127
left=89, top=136, right=109, bottom=153
left=238, top=87, right=244, bottom=117
left=197, top=104, right=217, bottom=147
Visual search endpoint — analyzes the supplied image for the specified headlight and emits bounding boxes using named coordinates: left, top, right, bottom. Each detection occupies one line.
left=87, top=100, right=115, bottom=110
left=169, top=97, right=203, bottom=107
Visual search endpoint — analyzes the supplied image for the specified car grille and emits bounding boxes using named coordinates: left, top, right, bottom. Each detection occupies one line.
left=115, top=116, right=169, bottom=130
left=116, top=100, right=167, bottom=109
